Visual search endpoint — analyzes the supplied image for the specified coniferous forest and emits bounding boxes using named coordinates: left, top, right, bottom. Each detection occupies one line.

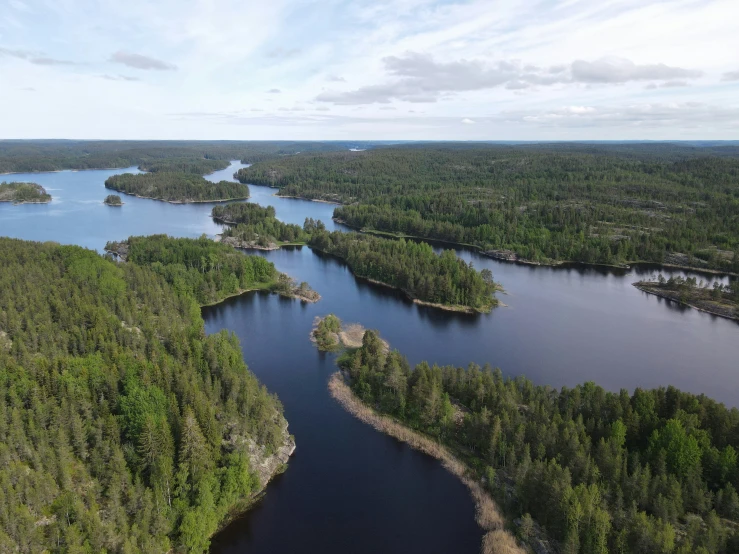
left=0, top=140, right=357, bottom=174
left=306, top=221, right=498, bottom=311
left=213, top=203, right=311, bottom=247
left=236, top=144, right=739, bottom=272
left=106, top=235, right=280, bottom=306
left=105, top=173, right=249, bottom=203
left=0, top=238, right=288, bottom=552
left=0, top=181, right=52, bottom=204
left=341, top=331, right=739, bottom=554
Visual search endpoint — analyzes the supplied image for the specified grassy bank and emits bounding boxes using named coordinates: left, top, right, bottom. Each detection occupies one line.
left=328, top=372, right=524, bottom=554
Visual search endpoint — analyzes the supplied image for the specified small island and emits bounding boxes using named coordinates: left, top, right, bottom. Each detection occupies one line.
left=105, top=172, right=249, bottom=203
left=103, top=194, right=123, bottom=206
left=0, top=181, right=52, bottom=204
left=311, top=314, right=389, bottom=352
left=634, top=275, right=739, bottom=321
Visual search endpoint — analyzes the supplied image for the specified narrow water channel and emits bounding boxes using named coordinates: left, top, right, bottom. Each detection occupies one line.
left=2, top=161, right=736, bottom=553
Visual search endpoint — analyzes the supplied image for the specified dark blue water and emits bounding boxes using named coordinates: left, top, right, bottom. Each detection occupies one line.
left=2, top=161, right=738, bottom=554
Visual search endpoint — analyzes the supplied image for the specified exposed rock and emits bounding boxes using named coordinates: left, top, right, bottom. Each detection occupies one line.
left=104, top=241, right=129, bottom=261
left=219, top=235, right=280, bottom=251
left=226, top=420, right=295, bottom=491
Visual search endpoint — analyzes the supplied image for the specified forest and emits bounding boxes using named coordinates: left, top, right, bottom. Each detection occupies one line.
left=634, top=275, right=739, bottom=321
left=340, top=330, right=739, bottom=554
left=105, top=235, right=279, bottom=306
left=0, top=238, right=288, bottom=553
left=306, top=221, right=498, bottom=312
left=213, top=203, right=310, bottom=247
left=209, top=204, right=498, bottom=310
left=0, top=181, right=51, bottom=204
left=104, top=194, right=123, bottom=206
left=236, top=145, right=739, bottom=272
left=105, top=172, right=249, bottom=203
left=137, top=158, right=231, bottom=175
left=0, top=140, right=362, bottom=173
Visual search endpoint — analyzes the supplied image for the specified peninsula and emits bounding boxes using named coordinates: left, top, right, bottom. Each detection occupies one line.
left=0, top=237, right=294, bottom=554
left=0, top=181, right=51, bottom=204
left=634, top=275, right=739, bottom=321
left=105, top=235, right=320, bottom=305
left=325, top=325, right=739, bottom=554
left=105, top=172, right=249, bottom=203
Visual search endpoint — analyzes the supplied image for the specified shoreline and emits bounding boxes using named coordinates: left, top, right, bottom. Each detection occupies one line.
left=1, top=198, right=52, bottom=205
left=334, top=219, right=738, bottom=277
left=633, top=283, right=739, bottom=322
left=275, top=193, right=342, bottom=205
left=209, top=422, right=296, bottom=545
left=313, top=248, right=495, bottom=314
left=105, top=188, right=249, bottom=204
left=328, top=371, right=524, bottom=554
left=0, top=166, right=136, bottom=176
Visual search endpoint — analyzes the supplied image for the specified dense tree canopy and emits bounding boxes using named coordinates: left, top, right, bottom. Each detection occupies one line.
left=213, top=203, right=310, bottom=247
left=104, top=194, right=123, bottom=206
left=138, top=158, right=231, bottom=175
left=105, top=172, right=249, bottom=203
left=237, top=145, right=739, bottom=272
left=106, top=235, right=279, bottom=306
left=306, top=220, right=498, bottom=311
left=0, top=140, right=365, bottom=173
left=0, top=238, right=286, bottom=552
left=342, top=332, right=739, bottom=553
left=0, top=181, right=51, bottom=203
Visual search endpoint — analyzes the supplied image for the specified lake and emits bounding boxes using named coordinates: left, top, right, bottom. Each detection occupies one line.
left=2, top=161, right=737, bottom=554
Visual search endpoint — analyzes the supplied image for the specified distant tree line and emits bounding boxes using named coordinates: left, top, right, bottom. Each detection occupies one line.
left=138, top=158, right=230, bottom=175
left=0, top=140, right=362, bottom=173
left=342, top=331, right=739, bottom=553
left=236, top=145, right=739, bottom=272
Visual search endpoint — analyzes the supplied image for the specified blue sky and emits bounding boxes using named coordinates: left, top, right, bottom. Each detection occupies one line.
left=1, top=0, right=738, bottom=139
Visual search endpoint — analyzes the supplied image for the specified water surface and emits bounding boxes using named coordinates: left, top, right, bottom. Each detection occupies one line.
left=2, top=161, right=737, bottom=554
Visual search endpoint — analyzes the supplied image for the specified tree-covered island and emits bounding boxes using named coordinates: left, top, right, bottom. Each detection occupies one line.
left=0, top=237, right=294, bottom=553
left=634, top=275, right=739, bottom=321
left=105, top=172, right=249, bottom=203
left=104, top=194, right=123, bottom=206
left=105, top=234, right=320, bottom=305
left=212, top=203, right=310, bottom=250
left=0, top=181, right=52, bottom=204
left=329, top=327, right=739, bottom=554
left=211, top=203, right=499, bottom=313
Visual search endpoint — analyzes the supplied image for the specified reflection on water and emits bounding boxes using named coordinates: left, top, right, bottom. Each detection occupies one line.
left=2, top=160, right=737, bottom=553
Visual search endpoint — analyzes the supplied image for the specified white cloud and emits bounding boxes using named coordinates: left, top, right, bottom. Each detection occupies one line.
left=0, top=46, right=76, bottom=66
left=0, top=0, right=737, bottom=139
left=316, top=53, right=703, bottom=105
left=110, top=51, right=176, bottom=70
left=462, top=118, right=475, bottom=124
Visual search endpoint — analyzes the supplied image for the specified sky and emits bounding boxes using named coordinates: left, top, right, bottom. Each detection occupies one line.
left=1, top=0, right=738, bottom=140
